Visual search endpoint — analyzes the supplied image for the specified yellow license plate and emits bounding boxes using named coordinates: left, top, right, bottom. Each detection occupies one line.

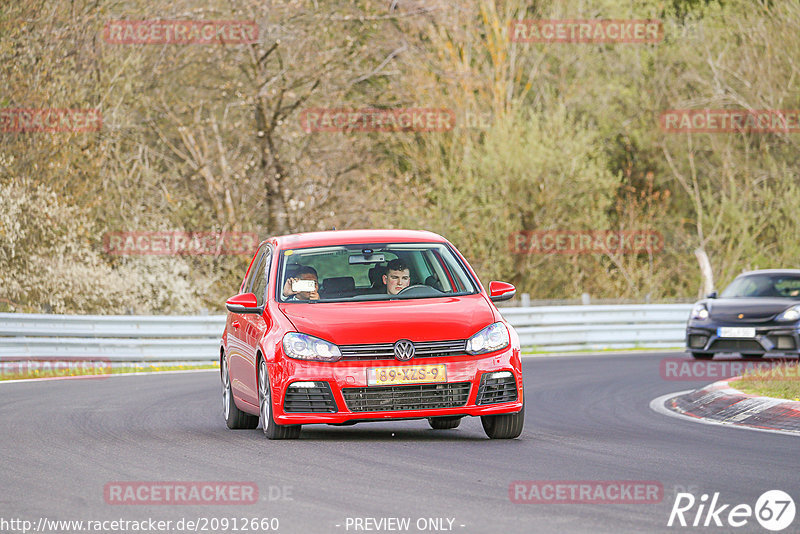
left=367, top=365, right=446, bottom=386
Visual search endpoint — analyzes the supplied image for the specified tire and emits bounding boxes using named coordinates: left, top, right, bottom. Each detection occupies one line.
left=481, top=401, right=524, bottom=439
left=258, top=358, right=301, bottom=440
left=427, top=416, right=462, bottom=430
left=222, top=354, right=259, bottom=430
left=691, top=352, right=714, bottom=360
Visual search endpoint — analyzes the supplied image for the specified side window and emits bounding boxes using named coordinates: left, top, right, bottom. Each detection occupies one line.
left=251, top=248, right=272, bottom=306
left=242, top=243, right=269, bottom=293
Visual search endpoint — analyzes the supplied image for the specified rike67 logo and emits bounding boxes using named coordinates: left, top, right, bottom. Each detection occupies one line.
left=668, top=490, right=795, bottom=531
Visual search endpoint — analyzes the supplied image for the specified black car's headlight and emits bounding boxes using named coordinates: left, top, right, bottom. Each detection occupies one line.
left=282, top=333, right=342, bottom=362
left=466, top=322, right=510, bottom=355
left=776, top=305, right=800, bottom=322
left=690, top=303, right=709, bottom=320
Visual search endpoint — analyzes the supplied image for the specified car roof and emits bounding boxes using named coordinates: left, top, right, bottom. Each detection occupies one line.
left=736, top=269, right=800, bottom=277
left=268, top=229, right=449, bottom=249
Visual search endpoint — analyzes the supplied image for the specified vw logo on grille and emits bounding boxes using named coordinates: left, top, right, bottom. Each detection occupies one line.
left=393, top=339, right=415, bottom=361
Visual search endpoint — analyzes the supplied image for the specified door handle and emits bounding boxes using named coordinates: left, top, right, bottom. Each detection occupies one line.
left=232, top=320, right=240, bottom=328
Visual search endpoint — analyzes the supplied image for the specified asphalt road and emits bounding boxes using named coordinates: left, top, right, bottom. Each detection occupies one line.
left=1, top=352, right=798, bottom=534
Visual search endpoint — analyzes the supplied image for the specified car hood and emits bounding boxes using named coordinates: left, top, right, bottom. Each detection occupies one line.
left=277, top=294, right=497, bottom=345
left=706, top=297, right=800, bottom=322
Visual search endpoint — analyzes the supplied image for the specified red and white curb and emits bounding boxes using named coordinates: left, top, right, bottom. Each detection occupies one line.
left=650, top=380, right=800, bottom=437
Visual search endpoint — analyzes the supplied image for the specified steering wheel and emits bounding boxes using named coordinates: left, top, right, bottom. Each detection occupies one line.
left=397, top=284, right=430, bottom=295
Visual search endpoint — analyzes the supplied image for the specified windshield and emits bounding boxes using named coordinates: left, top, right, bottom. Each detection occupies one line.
left=720, top=274, right=800, bottom=298
left=276, top=243, right=478, bottom=302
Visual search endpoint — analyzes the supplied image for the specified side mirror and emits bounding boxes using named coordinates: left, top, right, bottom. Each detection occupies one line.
left=706, top=291, right=718, bottom=299
left=225, top=293, right=262, bottom=314
left=489, top=281, right=516, bottom=302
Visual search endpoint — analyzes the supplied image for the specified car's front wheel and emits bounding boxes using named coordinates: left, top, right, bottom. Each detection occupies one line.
left=481, top=402, right=524, bottom=439
left=222, top=355, right=259, bottom=430
left=691, top=352, right=714, bottom=360
left=427, top=416, right=462, bottom=430
left=258, top=358, right=301, bottom=440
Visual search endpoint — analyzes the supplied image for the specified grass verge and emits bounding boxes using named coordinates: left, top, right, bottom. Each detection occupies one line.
left=112, top=363, right=218, bottom=374
left=0, top=361, right=218, bottom=381
left=734, top=361, right=800, bottom=401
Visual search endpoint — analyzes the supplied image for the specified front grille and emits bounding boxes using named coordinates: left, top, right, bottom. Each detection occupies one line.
left=283, top=382, right=338, bottom=413
left=709, top=339, right=763, bottom=352
left=339, top=340, right=467, bottom=361
left=476, top=373, right=518, bottom=405
left=342, top=382, right=471, bottom=412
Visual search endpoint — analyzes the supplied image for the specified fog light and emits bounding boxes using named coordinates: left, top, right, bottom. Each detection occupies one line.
left=289, top=381, right=322, bottom=388
left=487, top=371, right=513, bottom=380
left=776, top=336, right=796, bottom=350
left=689, top=335, right=708, bottom=348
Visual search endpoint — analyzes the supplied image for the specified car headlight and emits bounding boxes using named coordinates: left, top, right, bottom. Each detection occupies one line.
left=282, top=333, right=342, bottom=362
left=466, top=322, right=510, bottom=355
left=690, top=303, right=709, bottom=320
left=776, top=305, right=800, bottom=322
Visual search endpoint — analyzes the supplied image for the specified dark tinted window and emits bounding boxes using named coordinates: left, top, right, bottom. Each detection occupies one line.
left=721, top=274, right=800, bottom=298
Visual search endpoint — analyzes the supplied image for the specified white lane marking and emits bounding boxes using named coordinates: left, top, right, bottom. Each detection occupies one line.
left=649, top=391, right=800, bottom=438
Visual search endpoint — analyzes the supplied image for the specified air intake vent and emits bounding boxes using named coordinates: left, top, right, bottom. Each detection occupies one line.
left=476, top=372, right=518, bottom=405
left=283, top=382, right=337, bottom=413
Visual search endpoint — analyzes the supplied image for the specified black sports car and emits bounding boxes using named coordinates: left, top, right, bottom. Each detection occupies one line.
left=686, top=269, right=800, bottom=359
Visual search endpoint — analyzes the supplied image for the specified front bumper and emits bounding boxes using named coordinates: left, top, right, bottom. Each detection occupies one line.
left=270, top=349, right=523, bottom=425
left=686, top=323, right=800, bottom=355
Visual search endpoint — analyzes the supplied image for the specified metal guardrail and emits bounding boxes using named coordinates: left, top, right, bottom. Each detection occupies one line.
left=0, top=313, right=222, bottom=338
left=0, top=313, right=224, bottom=360
left=501, top=304, right=692, bottom=351
left=0, top=304, right=692, bottom=360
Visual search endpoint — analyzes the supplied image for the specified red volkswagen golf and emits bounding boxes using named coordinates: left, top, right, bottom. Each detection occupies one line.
left=220, top=229, right=524, bottom=439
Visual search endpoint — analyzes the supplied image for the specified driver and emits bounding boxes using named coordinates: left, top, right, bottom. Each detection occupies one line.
left=282, top=265, right=320, bottom=300
left=383, top=259, right=411, bottom=295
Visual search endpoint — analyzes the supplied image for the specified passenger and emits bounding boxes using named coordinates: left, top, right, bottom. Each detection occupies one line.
left=383, top=259, right=411, bottom=295
left=282, top=266, right=319, bottom=300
